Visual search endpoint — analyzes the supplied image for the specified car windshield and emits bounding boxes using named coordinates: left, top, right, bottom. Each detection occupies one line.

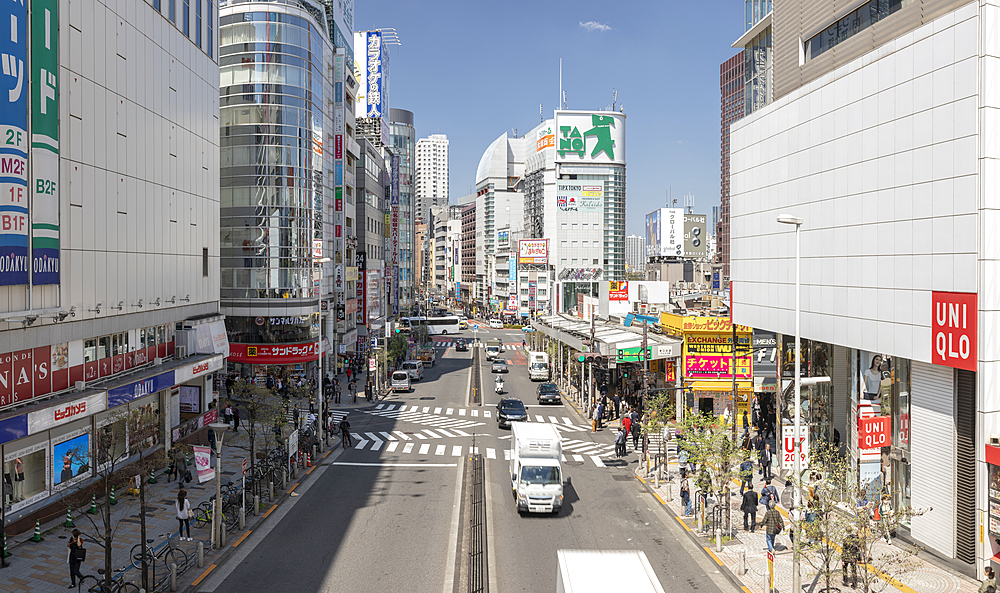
left=538, top=384, right=558, bottom=393
left=499, top=400, right=524, bottom=412
left=530, top=362, right=546, bottom=370
left=392, top=372, right=408, bottom=380
left=520, top=465, right=561, bottom=485
left=494, top=360, right=506, bottom=366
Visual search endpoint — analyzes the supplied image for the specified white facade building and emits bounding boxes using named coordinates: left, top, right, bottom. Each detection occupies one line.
left=625, top=235, right=647, bottom=272
left=729, top=0, right=992, bottom=571
left=416, top=134, right=449, bottom=222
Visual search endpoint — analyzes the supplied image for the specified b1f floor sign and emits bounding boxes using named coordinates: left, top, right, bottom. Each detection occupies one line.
left=781, top=425, right=809, bottom=471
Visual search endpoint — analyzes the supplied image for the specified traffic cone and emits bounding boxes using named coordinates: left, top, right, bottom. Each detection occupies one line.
left=87, top=494, right=98, bottom=514
left=148, top=468, right=157, bottom=484
left=306, top=452, right=312, bottom=468
left=110, top=486, right=117, bottom=506
left=2, top=530, right=11, bottom=558
left=29, top=520, right=44, bottom=542
left=63, top=506, right=75, bottom=528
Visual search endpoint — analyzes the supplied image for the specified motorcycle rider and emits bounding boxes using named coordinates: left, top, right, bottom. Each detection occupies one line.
left=495, top=375, right=504, bottom=393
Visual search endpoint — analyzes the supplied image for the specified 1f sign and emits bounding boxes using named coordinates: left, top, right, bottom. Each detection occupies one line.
left=932, top=291, right=977, bottom=371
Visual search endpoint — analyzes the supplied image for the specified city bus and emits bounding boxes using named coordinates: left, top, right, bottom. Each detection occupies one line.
left=401, top=316, right=462, bottom=335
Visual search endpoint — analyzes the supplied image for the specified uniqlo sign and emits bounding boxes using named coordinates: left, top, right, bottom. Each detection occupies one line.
left=858, top=415, right=891, bottom=450
left=932, top=291, right=976, bottom=371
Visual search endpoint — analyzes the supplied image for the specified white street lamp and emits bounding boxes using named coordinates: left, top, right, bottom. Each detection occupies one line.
left=208, top=422, right=229, bottom=549
left=316, top=256, right=331, bottom=445
left=777, top=213, right=803, bottom=592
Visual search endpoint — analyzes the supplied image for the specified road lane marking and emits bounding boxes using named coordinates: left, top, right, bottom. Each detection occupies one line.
left=451, top=429, right=471, bottom=437
left=435, top=444, right=446, bottom=455
left=354, top=437, right=368, bottom=449
left=379, top=431, right=397, bottom=441
left=549, top=416, right=559, bottom=424
left=504, top=450, right=511, bottom=460
left=486, top=448, right=496, bottom=459
left=403, top=442, right=414, bottom=454
left=419, top=443, right=430, bottom=454
left=590, top=456, right=605, bottom=467
left=376, top=404, right=384, bottom=409
left=535, top=415, right=544, bottom=422
left=191, top=564, right=217, bottom=586
left=433, top=428, right=454, bottom=437
left=423, top=429, right=441, bottom=439
left=331, top=462, right=457, bottom=467
left=434, top=407, right=442, bottom=414
left=393, top=431, right=411, bottom=440
left=414, top=433, right=427, bottom=439
left=459, top=409, right=467, bottom=416
left=422, top=406, right=430, bottom=413
left=562, top=417, right=573, bottom=425
left=262, top=504, right=278, bottom=518
left=572, top=454, right=584, bottom=462
left=386, top=441, right=399, bottom=452
left=484, top=411, right=491, bottom=418
left=472, top=447, right=479, bottom=454
left=704, top=547, right=724, bottom=566
left=452, top=445, right=462, bottom=456
left=232, top=530, right=253, bottom=548
left=365, top=433, right=384, bottom=450
left=446, top=408, right=454, bottom=415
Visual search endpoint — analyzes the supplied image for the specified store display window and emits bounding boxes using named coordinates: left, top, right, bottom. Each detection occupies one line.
left=4, top=438, right=48, bottom=511
left=128, top=397, right=161, bottom=455
left=52, top=429, right=91, bottom=490
left=95, top=410, right=129, bottom=472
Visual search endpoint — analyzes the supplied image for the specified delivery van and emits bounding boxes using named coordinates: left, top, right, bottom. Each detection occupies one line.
left=391, top=371, right=412, bottom=393
left=510, top=423, right=563, bottom=514
left=401, top=360, right=424, bottom=381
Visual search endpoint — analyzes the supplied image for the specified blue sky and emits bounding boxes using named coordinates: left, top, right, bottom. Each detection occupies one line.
left=356, top=0, right=745, bottom=236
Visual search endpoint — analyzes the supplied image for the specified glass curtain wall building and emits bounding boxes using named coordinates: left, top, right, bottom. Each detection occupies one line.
left=390, top=109, right=416, bottom=313
left=219, top=0, right=334, bottom=380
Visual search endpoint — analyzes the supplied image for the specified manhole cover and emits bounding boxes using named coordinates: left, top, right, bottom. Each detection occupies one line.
left=611, top=474, right=633, bottom=481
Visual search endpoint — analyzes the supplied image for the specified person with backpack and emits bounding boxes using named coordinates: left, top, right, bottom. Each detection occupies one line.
left=741, top=487, right=759, bottom=532
left=760, top=479, right=779, bottom=508
left=978, top=566, right=997, bottom=593
left=842, top=528, right=861, bottom=589
left=338, top=417, right=352, bottom=448
left=763, top=499, right=784, bottom=553
left=739, top=458, right=754, bottom=492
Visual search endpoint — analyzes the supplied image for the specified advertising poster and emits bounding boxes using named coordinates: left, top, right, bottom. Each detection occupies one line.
left=517, top=239, right=548, bottom=265
left=53, top=432, right=90, bottom=486
left=608, top=281, right=629, bottom=301
left=556, top=181, right=603, bottom=213
left=193, top=445, right=214, bottom=483
left=31, top=0, right=59, bottom=284
left=645, top=210, right=660, bottom=257
left=179, top=385, right=200, bottom=414
left=0, top=0, right=29, bottom=285
left=536, top=124, right=554, bottom=152
left=365, top=31, right=383, bottom=117
left=554, top=111, right=626, bottom=165
left=683, top=214, right=707, bottom=258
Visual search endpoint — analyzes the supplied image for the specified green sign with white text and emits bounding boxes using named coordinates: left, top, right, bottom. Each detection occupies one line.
left=31, top=0, right=60, bottom=284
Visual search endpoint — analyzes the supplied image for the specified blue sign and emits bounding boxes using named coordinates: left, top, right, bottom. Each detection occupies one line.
left=0, top=0, right=29, bottom=285
left=712, top=271, right=721, bottom=290
left=0, top=414, right=28, bottom=446
left=335, top=160, right=343, bottom=185
left=365, top=31, right=383, bottom=117
left=108, top=371, right=176, bottom=408
left=370, top=337, right=378, bottom=348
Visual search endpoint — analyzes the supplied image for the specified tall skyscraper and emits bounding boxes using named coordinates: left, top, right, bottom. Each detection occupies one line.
left=389, top=109, right=416, bottom=312
left=625, top=235, right=647, bottom=273
left=718, top=51, right=745, bottom=280
left=415, top=134, right=450, bottom=221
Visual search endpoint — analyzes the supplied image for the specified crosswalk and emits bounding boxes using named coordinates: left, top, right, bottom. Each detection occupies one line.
left=368, top=403, right=590, bottom=432
left=432, top=340, right=525, bottom=351
left=344, top=436, right=609, bottom=467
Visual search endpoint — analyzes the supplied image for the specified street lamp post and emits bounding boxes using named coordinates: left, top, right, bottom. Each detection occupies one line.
left=777, top=213, right=803, bottom=593
left=208, top=422, right=229, bottom=549
left=316, top=256, right=331, bottom=444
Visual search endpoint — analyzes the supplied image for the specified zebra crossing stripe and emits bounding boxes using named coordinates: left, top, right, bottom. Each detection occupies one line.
left=379, top=432, right=397, bottom=441
left=414, top=433, right=427, bottom=439
left=459, top=409, right=467, bottom=416
left=403, top=442, right=414, bottom=454
left=590, top=456, right=605, bottom=467
left=418, top=443, right=430, bottom=455
left=432, top=429, right=454, bottom=438
left=446, top=408, right=454, bottom=415
left=572, top=455, right=584, bottom=462
left=486, top=448, right=496, bottom=459
left=393, top=431, right=411, bottom=440
left=450, top=429, right=471, bottom=437
left=356, top=439, right=368, bottom=449
left=504, top=450, right=511, bottom=460
left=562, top=418, right=573, bottom=425
left=535, top=415, right=544, bottom=422
left=484, top=411, right=492, bottom=418
left=386, top=441, right=399, bottom=453
left=452, top=445, right=462, bottom=457
left=548, top=416, right=559, bottom=424
left=423, top=407, right=430, bottom=413
left=471, top=409, right=479, bottom=417
left=560, top=454, right=566, bottom=462
left=435, top=445, right=446, bottom=456
left=375, top=404, right=384, bottom=410
left=422, top=430, right=440, bottom=439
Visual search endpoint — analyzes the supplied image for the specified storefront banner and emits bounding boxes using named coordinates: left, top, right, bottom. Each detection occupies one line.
left=608, top=281, right=628, bottom=301
left=174, top=355, right=224, bottom=384
left=227, top=343, right=319, bottom=364
left=107, top=371, right=176, bottom=408
left=555, top=181, right=603, bottom=213
left=0, top=0, right=29, bottom=286
left=193, top=445, right=214, bottom=483
left=858, top=415, right=890, bottom=449
left=781, top=424, right=808, bottom=470
left=661, top=313, right=752, bottom=335
left=28, top=392, right=105, bottom=435
left=684, top=334, right=752, bottom=379
left=752, top=330, right=778, bottom=377
left=31, top=0, right=60, bottom=285
left=931, top=291, right=976, bottom=372
left=53, top=428, right=90, bottom=489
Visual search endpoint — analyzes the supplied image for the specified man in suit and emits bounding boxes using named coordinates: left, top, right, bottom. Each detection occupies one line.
left=741, top=487, right=759, bottom=532
left=759, top=443, right=773, bottom=481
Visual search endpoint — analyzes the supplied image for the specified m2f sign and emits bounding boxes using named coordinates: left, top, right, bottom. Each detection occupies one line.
left=932, top=291, right=976, bottom=371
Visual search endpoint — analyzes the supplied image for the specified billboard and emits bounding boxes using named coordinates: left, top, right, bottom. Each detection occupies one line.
left=31, top=0, right=60, bottom=285
left=608, top=281, right=629, bottom=301
left=497, top=229, right=509, bottom=247
left=646, top=208, right=684, bottom=257
left=554, top=111, right=626, bottom=165
left=683, top=214, right=708, bottom=258
left=645, top=210, right=660, bottom=257
left=365, top=31, right=383, bottom=117
left=556, top=181, right=603, bottom=213
left=536, top=124, right=554, bottom=152
left=518, top=239, right=548, bottom=265
left=0, top=0, right=29, bottom=285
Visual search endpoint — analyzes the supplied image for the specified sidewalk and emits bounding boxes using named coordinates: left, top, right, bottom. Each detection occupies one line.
left=635, top=457, right=979, bottom=593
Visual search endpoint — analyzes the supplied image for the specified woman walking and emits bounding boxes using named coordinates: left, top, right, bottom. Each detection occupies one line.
left=175, top=490, right=193, bottom=541
left=67, top=529, right=86, bottom=588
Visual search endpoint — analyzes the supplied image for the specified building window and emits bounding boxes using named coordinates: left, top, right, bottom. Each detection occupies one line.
left=195, top=0, right=202, bottom=47
left=744, top=27, right=772, bottom=116
left=153, top=0, right=161, bottom=11
left=804, top=0, right=914, bottom=63
left=207, top=2, right=213, bottom=58
left=203, top=248, right=209, bottom=277
left=169, top=0, right=176, bottom=23
left=182, top=0, right=190, bottom=36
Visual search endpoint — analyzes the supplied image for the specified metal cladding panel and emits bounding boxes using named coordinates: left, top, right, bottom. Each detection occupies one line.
left=909, top=360, right=956, bottom=559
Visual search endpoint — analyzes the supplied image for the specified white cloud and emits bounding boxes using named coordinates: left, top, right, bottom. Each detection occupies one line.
left=579, top=21, right=612, bottom=32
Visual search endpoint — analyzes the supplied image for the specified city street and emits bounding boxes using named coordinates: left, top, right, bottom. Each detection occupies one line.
left=196, top=327, right=733, bottom=593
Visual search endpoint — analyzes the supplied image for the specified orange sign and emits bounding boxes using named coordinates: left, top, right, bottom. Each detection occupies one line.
left=659, top=313, right=752, bottom=334
left=608, top=281, right=629, bottom=301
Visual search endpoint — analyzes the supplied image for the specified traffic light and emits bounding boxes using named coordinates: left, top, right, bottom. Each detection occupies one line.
left=576, top=353, right=604, bottom=363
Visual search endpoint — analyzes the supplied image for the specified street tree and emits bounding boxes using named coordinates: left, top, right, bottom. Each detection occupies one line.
left=675, top=411, right=749, bottom=534
left=226, top=381, right=284, bottom=501
left=70, top=406, right=165, bottom=591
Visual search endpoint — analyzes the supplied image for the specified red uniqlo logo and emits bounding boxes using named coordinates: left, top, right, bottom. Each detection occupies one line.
left=858, top=415, right=891, bottom=449
left=932, top=291, right=977, bottom=372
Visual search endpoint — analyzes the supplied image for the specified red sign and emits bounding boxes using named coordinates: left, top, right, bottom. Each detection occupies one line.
left=608, top=281, right=629, bottom=301
left=858, top=415, right=891, bottom=449
left=665, top=359, right=676, bottom=383
left=932, top=291, right=977, bottom=371
left=335, top=134, right=343, bottom=159
left=227, top=343, right=321, bottom=364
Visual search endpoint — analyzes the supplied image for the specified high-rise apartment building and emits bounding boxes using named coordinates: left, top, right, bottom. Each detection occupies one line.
left=625, top=235, right=647, bottom=273
left=389, top=109, right=416, bottom=312
left=717, top=51, right=745, bottom=280
left=415, top=134, right=449, bottom=222
left=730, top=0, right=989, bottom=571
left=0, top=0, right=224, bottom=529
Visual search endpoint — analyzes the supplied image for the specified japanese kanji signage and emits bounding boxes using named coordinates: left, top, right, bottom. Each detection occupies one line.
left=227, top=343, right=320, bottom=364
left=0, top=0, right=28, bottom=285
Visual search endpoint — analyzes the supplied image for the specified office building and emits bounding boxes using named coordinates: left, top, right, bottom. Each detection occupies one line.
left=625, top=235, right=647, bottom=273
left=415, top=134, right=449, bottom=222
left=390, top=109, right=416, bottom=312
left=718, top=51, right=745, bottom=280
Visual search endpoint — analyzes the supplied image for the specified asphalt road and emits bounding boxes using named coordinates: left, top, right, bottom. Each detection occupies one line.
left=200, top=326, right=734, bottom=593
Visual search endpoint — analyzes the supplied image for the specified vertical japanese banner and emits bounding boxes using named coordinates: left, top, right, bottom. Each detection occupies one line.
left=32, top=0, right=58, bottom=284
left=391, top=153, right=399, bottom=315
left=0, top=0, right=29, bottom=285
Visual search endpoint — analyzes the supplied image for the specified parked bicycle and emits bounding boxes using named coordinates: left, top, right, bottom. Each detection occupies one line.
left=77, top=567, right=142, bottom=593
left=130, top=532, right=189, bottom=572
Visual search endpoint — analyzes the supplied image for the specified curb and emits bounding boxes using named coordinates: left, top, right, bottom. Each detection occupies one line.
left=634, top=473, right=748, bottom=593
left=181, top=439, right=342, bottom=593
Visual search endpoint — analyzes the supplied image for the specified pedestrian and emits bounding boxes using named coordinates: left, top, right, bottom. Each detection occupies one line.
left=596, top=401, right=605, bottom=430
left=678, top=449, right=689, bottom=479
left=208, top=424, right=217, bottom=455
left=613, top=393, right=621, bottom=420
left=346, top=367, right=352, bottom=382
left=334, top=378, right=341, bottom=404
left=763, top=499, right=784, bottom=553
left=67, top=528, right=87, bottom=587
left=760, top=479, right=779, bottom=508
left=842, top=528, right=861, bottom=589
left=223, top=404, right=233, bottom=428
left=760, top=443, right=773, bottom=481
left=175, top=489, right=193, bottom=541
left=978, top=566, right=997, bottom=593
left=339, top=417, right=352, bottom=447
left=630, top=409, right=641, bottom=449
left=172, top=447, right=187, bottom=485
left=232, top=406, right=241, bottom=432
left=590, top=404, right=598, bottom=432
left=741, top=487, right=759, bottom=532
left=680, top=478, right=692, bottom=516
left=739, top=458, right=754, bottom=492
left=742, top=409, right=749, bottom=433
left=621, top=413, right=632, bottom=447
left=615, top=427, right=626, bottom=457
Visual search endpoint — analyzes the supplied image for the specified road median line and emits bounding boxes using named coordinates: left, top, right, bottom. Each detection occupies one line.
left=231, top=530, right=252, bottom=548
left=190, top=564, right=217, bottom=587
left=262, top=504, right=277, bottom=519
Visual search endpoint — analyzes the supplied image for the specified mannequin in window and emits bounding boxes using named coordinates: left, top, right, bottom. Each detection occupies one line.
left=13, top=457, right=24, bottom=501
left=863, top=355, right=883, bottom=401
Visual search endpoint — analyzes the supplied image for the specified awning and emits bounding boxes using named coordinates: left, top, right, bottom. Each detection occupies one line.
left=688, top=381, right=754, bottom=393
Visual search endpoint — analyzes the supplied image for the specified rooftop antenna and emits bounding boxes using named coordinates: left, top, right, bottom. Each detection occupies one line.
left=685, top=193, right=694, bottom=214
left=612, top=88, right=617, bottom=112
left=540, top=103, right=543, bottom=123
left=563, top=90, right=567, bottom=110
left=512, top=128, right=517, bottom=138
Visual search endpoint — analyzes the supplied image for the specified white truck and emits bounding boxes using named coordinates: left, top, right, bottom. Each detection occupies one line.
left=510, top=423, right=563, bottom=514
left=556, top=550, right=666, bottom=593
left=485, top=338, right=502, bottom=360
left=528, top=351, right=550, bottom=381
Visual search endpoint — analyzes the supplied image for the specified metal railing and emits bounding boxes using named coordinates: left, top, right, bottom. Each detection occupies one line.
left=468, top=454, right=488, bottom=593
